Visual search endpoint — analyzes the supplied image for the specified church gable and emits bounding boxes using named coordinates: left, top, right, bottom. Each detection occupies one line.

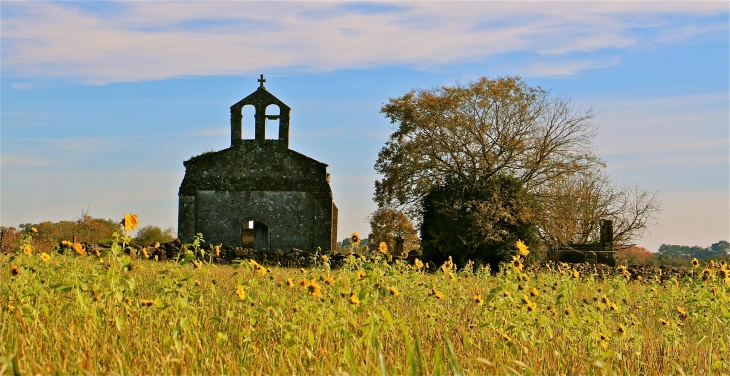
left=178, top=76, right=338, bottom=252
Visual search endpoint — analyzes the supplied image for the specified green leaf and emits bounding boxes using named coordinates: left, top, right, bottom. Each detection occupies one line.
left=307, top=329, right=315, bottom=347
left=344, top=346, right=357, bottom=375
left=721, top=305, right=730, bottom=318
left=381, top=307, right=394, bottom=329
left=433, top=347, right=444, bottom=376
left=443, top=337, right=462, bottom=376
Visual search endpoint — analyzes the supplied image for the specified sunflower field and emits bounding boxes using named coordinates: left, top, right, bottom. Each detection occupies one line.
left=1, top=224, right=729, bottom=374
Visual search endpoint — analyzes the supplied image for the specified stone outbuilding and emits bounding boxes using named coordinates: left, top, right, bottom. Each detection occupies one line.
left=178, top=76, right=338, bottom=251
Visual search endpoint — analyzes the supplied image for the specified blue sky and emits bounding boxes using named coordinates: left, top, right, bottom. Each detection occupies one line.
left=2, top=1, right=728, bottom=252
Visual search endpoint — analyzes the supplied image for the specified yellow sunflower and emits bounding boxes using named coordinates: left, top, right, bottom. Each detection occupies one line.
left=379, top=242, right=388, bottom=254
left=123, top=213, right=140, bottom=232
left=349, top=293, right=361, bottom=305
left=515, top=240, right=530, bottom=257
left=236, top=285, right=246, bottom=300
left=349, top=232, right=361, bottom=246
left=72, top=243, right=86, bottom=256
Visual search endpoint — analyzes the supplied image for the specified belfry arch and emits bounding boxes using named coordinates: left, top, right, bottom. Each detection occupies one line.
left=230, top=74, right=290, bottom=146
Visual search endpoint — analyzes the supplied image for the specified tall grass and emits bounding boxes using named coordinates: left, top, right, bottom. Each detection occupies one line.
left=2, top=248, right=728, bottom=374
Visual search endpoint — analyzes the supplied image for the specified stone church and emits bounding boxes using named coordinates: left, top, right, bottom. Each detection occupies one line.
left=178, top=76, right=338, bottom=251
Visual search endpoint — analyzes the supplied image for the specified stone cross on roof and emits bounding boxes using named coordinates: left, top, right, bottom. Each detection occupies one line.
left=258, top=74, right=266, bottom=89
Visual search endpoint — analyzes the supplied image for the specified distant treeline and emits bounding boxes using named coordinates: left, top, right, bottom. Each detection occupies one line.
left=616, top=241, right=729, bottom=267
left=0, top=214, right=175, bottom=254
left=658, top=241, right=729, bottom=260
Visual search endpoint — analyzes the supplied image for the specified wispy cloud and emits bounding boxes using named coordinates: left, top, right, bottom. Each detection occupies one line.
left=191, top=127, right=228, bottom=137
left=1, top=2, right=726, bottom=84
left=523, top=58, right=621, bottom=77
left=11, top=83, right=36, bottom=90
left=44, top=137, right=113, bottom=153
left=589, top=92, right=729, bottom=176
left=0, top=154, right=57, bottom=167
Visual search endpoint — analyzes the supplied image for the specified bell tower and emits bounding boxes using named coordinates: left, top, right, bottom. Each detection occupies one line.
left=230, top=74, right=291, bottom=147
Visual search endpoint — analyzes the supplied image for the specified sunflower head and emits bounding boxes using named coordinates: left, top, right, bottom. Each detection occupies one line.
left=349, top=232, right=361, bottom=246
left=72, top=243, right=86, bottom=256
left=349, top=293, right=361, bottom=305
left=307, top=281, right=321, bottom=297
left=414, top=258, right=424, bottom=270
left=379, top=242, right=388, bottom=254
left=515, top=240, right=529, bottom=257
left=235, top=285, right=246, bottom=300
left=122, top=213, right=140, bottom=232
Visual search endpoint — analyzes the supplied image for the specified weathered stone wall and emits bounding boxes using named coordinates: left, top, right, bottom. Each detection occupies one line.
left=195, top=190, right=312, bottom=250
left=178, top=140, right=336, bottom=251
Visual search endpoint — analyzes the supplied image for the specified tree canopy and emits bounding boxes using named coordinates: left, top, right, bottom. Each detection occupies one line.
left=132, top=225, right=176, bottom=246
left=367, top=208, right=419, bottom=256
left=19, top=214, right=120, bottom=245
left=659, top=241, right=729, bottom=260
left=374, top=76, right=661, bottom=248
left=375, top=76, right=601, bottom=212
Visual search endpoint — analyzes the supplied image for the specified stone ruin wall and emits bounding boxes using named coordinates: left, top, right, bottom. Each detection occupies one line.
left=178, top=142, right=336, bottom=252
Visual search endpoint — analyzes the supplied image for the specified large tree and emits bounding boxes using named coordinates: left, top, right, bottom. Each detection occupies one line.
left=367, top=208, right=419, bottom=256
left=375, top=76, right=660, bottom=247
left=535, top=169, right=661, bottom=247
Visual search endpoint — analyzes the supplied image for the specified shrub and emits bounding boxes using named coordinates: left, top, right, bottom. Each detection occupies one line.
left=132, top=225, right=175, bottom=246
left=420, top=175, right=541, bottom=271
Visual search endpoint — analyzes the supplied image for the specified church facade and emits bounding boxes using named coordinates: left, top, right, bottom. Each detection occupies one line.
left=178, top=76, right=338, bottom=251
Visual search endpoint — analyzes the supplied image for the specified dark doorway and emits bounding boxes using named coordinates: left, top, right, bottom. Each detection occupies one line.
left=241, top=220, right=269, bottom=250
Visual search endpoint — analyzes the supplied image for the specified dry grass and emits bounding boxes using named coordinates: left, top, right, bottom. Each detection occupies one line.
left=1, top=247, right=729, bottom=374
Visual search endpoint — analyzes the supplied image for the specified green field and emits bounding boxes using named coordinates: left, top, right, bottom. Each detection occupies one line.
left=2, top=245, right=729, bottom=374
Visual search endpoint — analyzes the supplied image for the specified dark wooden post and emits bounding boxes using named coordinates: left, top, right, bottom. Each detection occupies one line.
left=600, top=219, right=613, bottom=245
left=395, top=236, right=404, bottom=257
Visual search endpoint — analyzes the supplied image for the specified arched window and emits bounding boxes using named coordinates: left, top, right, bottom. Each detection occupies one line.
left=265, top=104, right=280, bottom=140
left=242, top=105, right=256, bottom=140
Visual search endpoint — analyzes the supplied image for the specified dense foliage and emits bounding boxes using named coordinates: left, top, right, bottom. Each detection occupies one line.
left=420, top=175, right=541, bottom=270
left=367, top=208, right=419, bottom=256
left=659, top=241, right=729, bottom=260
left=132, top=225, right=176, bottom=246
left=374, top=76, right=661, bottom=249
left=17, top=215, right=120, bottom=245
